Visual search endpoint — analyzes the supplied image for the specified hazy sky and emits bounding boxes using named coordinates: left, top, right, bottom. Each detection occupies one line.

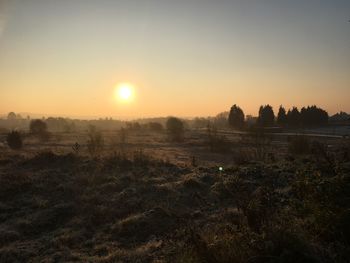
left=0, top=0, right=349, bottom=118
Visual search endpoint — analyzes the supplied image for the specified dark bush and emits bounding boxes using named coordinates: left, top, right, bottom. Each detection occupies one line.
left=29, top=119, right=47, bottom=134
left=29, top=119, right=50, bottom=141
left=166, top=117, right=184, bottom=142
left=6, top=131, right=23, bottom=150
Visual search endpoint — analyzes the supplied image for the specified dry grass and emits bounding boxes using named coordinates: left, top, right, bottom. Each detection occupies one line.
left=0, top=131, right=349, bottom=262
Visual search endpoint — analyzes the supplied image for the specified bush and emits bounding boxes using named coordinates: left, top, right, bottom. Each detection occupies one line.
left=6, top=131, right=23, bottom=150
left=29, top=119, right=47, bottom=134
left=87, top=126, right=104, bottom=157
left=29, top=119, right=50, bottom=141
left=245, top=127, right=272, bottom=161
left=166, top=117, right=184, bottom=142
left=207, top=125, right=231, bottom=153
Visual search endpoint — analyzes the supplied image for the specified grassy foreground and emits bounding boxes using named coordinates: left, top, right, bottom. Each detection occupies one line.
left=0, top=149, right=349, bottom=262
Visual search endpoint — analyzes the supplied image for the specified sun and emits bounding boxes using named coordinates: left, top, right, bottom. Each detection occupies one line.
left=115, top=83, right=134, bottom=102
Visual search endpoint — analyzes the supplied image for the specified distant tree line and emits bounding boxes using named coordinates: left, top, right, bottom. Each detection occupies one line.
left=277, top=105, right=328, bottom=127
left=228, top=104, right=329, bottom=129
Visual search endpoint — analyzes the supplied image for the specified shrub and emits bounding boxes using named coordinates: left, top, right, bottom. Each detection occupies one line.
left=232, top=149, right=252, bottom=165
left=87, top=126, right=104, bottom=157
left=29, top=119, right=50, bottom=141
left=133, top=149, right=151, bottom=166
left=72, top=142, right=80, bottom=155
left=29, top=119, right=47, bottom=134
left=6, top=131, right=23, bottom=150
left=246, top=127, right=272, bottom=161
left=166, top=117, right=184, bottom=142
left=207, top=125, right=231, bottom=153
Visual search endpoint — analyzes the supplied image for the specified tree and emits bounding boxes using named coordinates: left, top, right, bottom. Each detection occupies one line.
left=6, top=131, right=23, bottom=150
left=277, top=105, right=287, bottom=126
left=29, top=119, right=50, bottom=141
left=30, top=119, right=48, bottom=134
left=258, top=105, right=275, bottom=127
left=300, top=106, right=328, bottom=127
left=166, top=117, right=184, bottom=142
left=228, top=104, right=245, bottom=129
left=7, top=112, right=17, bottom=120
left=214, top=111, right=229, bottom=128
left=286, top=107, right=301, bottom=127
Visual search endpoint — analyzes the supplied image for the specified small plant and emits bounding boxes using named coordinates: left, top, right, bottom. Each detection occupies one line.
left=6, top=131, right=23, bottom=150
left=191, top=156, right=197, bottom=167
left=72, top=142, right=80, bottom=155
left=86, top=126, right=104, bottom=157
left=133, top=149, right=151, bottom=166
left=246, top=127, right=272, bottom=161
left=232, top=148, right=251, bottom=165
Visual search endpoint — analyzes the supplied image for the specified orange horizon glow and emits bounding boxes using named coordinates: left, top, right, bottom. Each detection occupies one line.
left=0, top=1, right=349, bottom=119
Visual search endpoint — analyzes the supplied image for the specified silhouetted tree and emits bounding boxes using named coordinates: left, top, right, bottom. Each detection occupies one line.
left=214, top=111, right=229, bottom=128
left=7, top=112, right=17, bottom=120
left=193, top=117, right=210, bottom=129
left=300, top=106, right=328, bottom=127
left=6, top=131, right=23, bottom=150
left=277, top=106, right=287, bottom=126
left=29, top=119, right=50, bottom=141
left=166, top=117, right=184, bottom=142
left=258, top=105, right=275, bottom=127
left=286, top=107, right=301, bottom=127
left=228, top=104, right=245, bottom=129
left=30, top=119, right=48, bottom=134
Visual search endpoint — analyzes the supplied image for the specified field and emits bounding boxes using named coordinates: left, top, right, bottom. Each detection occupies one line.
left=0, top=129, right=349, bottom=262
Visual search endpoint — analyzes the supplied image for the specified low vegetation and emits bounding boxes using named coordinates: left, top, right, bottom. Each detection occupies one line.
left=86, top=125, right=104, bottom=157
left=0, top=108, right=348, bottom=262
left=166, top=117, right=185, bottom=142
left=6, top=131, right=23, bottom=150
left=29, top=119, right=50, bottom=141
left=0, top=138, right=349, bottom=262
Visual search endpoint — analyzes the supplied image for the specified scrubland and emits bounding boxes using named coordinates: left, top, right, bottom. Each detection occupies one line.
left=0, top=129, right=349, bottom=262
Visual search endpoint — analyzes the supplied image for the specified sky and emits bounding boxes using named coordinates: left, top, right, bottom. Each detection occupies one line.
left=0, top=0, right=349, bottom=119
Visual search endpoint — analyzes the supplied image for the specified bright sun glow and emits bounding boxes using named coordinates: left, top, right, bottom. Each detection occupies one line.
left=115, top=83, right=134, bottom=102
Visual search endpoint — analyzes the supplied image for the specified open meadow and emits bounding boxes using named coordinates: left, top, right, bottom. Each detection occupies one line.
left=0, top=128, right=349, bottom=262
